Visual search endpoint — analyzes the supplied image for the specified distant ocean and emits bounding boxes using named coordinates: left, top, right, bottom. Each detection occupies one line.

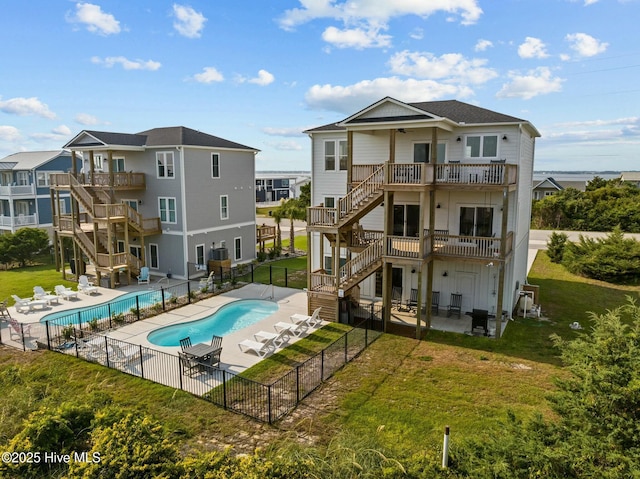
left=533, top=172, right=622, bottom=182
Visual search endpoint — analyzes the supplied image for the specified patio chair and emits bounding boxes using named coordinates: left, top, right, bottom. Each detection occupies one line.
left=110, top=343, right=142, bottom=365
left=8, top=317, right=32, bottom=340
left=405, top=288, right=418, bottom=312
left=78, top=276, right=98, bottom=295
left=137, top=267, right=150, bottom=285
left=253, top=329, right=290, bottom=348
left=431, top=291, right=440, bottom=314
left=179, top=337, right=192, bottom=351
left=391, top=286, right=402, bottom=310
left=33, top=286, right=60, bottom=305
left=55, top=285, right=79, bottom=300
left=0, top=299, right=11, bottom=319
left=470, top=309, right=489, bottom=336
left=195, top=348, right=222, bottom=370
left=274, top=321, right=306, bottom=337
left=11, top=294, right=43, bottom=314
left=290, top=307, right=322, bottom=328
left=238, top=337, right=275, bottom=358
left=199, top=271, right=215, bottom=290
left=447, top=293, right=462, bottom=319
left=210, top=335, right=223, bottom=350
left=178, top=351, right=200, bottom=377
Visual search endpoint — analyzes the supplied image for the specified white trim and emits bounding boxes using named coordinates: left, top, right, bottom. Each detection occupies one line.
left=196, top=243, right=205, bottom=266
left=220, top=194, right=229, bottom=220
left=234, top=236, right=242, bottom=261
left=149, top=243, right=159, bottom=269
left=211, top=152, right=220, bottom=178
left=179, top=146, right=188, bottom=280
left=185, top=221, right=254, bottom=236
left=158, top=196, right=177, bottom=224
left=155, top=151, right=175, bottom=179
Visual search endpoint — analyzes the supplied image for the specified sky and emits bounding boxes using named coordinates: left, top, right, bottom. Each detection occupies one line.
left=0, top=0, right=638, bottom=172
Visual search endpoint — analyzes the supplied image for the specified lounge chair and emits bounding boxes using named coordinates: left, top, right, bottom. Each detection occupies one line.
left=273, top=321, right=306, bottom=338
left=78, top=276, right=98, bottom=295
left=137, top=267, right=150, bottom=285
left=11, top=294, right=47, bottom=313
left=110, top=343, right=142, bottom=365
left=290, top=307, right=322, bottom=328
left=8, top=317, right=32, bottom=340
left=55, top=285, right=78, bottom=300
left=238, top=337, right=275, bottom=358
left=253, top=329, right=290, bottom=347
left=33, top=286, right=60, bottom=305
left=199, top=271, right=215, bottom=290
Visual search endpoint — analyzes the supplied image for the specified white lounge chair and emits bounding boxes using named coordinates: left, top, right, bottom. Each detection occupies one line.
left=273, top=321, right=306, bottom=338
left=110, top=343, right=142, bottom=364
left=290, top=307, right=322, bottom=328
left=55, top=285, right=78, bottom=300
left=238, top=337, right=275, bottom=358
left=11, top=294, right=47, bottom=313
left=78, top=276, right=98, bottom=295
left=253, top=329, right=290, bottom=348
left=33, top=286, right=60, bottom=305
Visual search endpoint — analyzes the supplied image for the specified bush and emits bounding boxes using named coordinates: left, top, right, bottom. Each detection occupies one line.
left=546, top=231, right=568, bottom=263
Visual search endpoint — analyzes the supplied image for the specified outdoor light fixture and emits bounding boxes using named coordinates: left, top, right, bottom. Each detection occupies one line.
left=436, top=203, right=441, bottom=208
left=456, top=136, right=462, bottom=142
left=502, top=135, right=508, bottom=141
left=442, top=271, right=448, bottom=277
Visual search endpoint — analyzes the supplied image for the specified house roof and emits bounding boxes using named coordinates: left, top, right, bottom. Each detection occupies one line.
left=0, top=150, right=69, bottom=170
left=620, top=171, right=640, bottom=182
left=306, top=97, right=539, bottom=136
left=65, top=126, right=258, bottom=152
left=532, top=177, right=564, bottom=191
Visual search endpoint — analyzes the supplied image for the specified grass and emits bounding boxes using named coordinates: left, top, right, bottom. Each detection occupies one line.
left=0, top=258, right=76, bottom=306
left=249, top=256, right=307, bottom=289
left=2, top=250, right=639, bottom=458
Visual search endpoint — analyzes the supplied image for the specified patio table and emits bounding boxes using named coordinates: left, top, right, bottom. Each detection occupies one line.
left=182, top=343, right=221, bottom=361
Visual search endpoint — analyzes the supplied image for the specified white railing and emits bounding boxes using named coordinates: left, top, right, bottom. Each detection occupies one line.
left=338, top=238, right=383, bottom=288
left=0, top=214, right=38, bottom=227
left=0, top=184, right=35, bottom=196
left=337, top=163, right=385, bottom=221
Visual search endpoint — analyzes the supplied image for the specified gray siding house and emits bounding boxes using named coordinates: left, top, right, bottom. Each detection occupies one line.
left=52, top=127, right=258, bottom=286
left=0, top=150, right=80, bottom=235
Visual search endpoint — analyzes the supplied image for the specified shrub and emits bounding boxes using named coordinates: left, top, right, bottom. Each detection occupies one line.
left=546, top=231, right=568, bottom=263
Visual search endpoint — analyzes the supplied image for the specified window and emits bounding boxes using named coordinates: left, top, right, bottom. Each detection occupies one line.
left=36, top=172, right=50, bottom=187
left=122, top=199, right=138, bottom=212
left=93, top=155, right=103, bottom=171
left=156, top=152, right=175, bottom=178
left=129, top=245, right=142, bottom=260
left=159, top=197, right=176, bottom=223
left=116, top=240, right=125, bottom=253
left=339, top=140, right=348, bottom=170
left=16, top=172, right=28, bottom=186
left=220, top=195, right=228, bottom=220
left=459, top=206, right=493, bottom=238
left=324, top=141, right=335, bottom=170
left=211, top=153, right=220, bottom=178
left=465, top=135, right=498, bottom=159
left=196, top=244, right=205, bottom=266
left=111, top=157, right=125, bottom=172
left=324, top=255, right=347, bottom=274
left=414, top=142, right=446, bottom=163
left=324, top=197, right=335, bottom=208
left=234, top=237, right=242, bottom=261
left=149, top=243, right=159, bottom=269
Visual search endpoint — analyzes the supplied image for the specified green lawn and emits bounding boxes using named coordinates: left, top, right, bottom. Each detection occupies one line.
left=0, top=260, right=75, bottom=306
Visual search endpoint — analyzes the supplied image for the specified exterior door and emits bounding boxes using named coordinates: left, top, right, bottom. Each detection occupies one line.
left=393, top=204, right=420, bottom=236
left=456, top=273, right=476, bottom=313
left=459, top=207, right=493, bottom=238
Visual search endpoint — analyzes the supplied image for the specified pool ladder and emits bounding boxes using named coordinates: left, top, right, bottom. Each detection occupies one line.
left=260, top=283, right=274, bottom=300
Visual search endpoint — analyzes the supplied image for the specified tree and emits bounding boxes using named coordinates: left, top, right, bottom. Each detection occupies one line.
left=298, top=181, right=311, bottom=207
left=546, top=231, right=568, bottom=263
left=4, top=228, right=50, bottom=267
left=279, top=198, right=306, bottom=254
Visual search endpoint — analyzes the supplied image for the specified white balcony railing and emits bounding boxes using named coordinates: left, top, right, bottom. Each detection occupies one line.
left=0, top=184, right=36, bottom=196
left=0, top=214, right=38, bottom=227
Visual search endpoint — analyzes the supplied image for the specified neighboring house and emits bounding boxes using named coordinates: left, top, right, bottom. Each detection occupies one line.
left=620, top=171, right=640, bottom=188
left=255, top=172, right=310, bottom=203
left=52, top=127, right=258, bottom=286
left=532, top=177, right=586, bottom=200
left=304, top=97, right=540, bottom=338
left=0, top=150, right=80, bottom=235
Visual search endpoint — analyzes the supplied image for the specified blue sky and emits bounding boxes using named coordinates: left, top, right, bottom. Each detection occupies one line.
left=1, top=0, right=638, bottom=171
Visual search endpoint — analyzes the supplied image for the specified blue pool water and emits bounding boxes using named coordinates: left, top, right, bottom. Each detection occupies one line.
left=147, top=299, right=278, bottom=347
left=40, top=290, right=170, bottom=326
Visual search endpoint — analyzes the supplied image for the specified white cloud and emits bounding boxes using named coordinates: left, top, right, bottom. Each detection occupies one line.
left=565, top=33, right=608, bottom=57
left=30, top=125, right=73, bottom=141
left=0, top=126, right=21, bottom=142
left=266, top=140, right=304, bottom=151
left=192, top=67, right=224, bottom=83
left=322, top=25, right=391, bottom=49
left=0, top=96, right=56, bottom=119
left=75, top=113, right=100, bottom=125
left=68, top=3, right=121, bottom=35
left=474, top=39, right=493, bottom=52
left=249, top=69, right=275, bottom=86
left=262, top=126, right=308, bottom=137
left=409, top=28, right=424, bottom=40
left=91, top=56, right=161, bottom=71
left=305, top=77, right=473, bottom=114
left=172, top=4, right=207, bottom=38
left=496, top=67, right=564, bottom=100
left=388, top=50, right=498, bottom=84
left=518, top=37, right=549, bottom=59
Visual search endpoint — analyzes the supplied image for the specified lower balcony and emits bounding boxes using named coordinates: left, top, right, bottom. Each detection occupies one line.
left=0, top=214, right=37, bottom=228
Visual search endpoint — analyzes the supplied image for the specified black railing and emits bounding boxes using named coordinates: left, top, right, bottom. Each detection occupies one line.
left=187, top=262, right=307, bottom=291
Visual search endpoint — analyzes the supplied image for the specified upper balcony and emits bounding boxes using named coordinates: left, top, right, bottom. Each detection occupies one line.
left=50, top=172, right=146, bottom=190
left=0, top=214, right=37, bottom=228
left=0, top=184, right=36, bottom=197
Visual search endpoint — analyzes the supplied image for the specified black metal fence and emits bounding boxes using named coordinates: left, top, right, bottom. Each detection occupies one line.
left=187, top=261, right=307, bottom=290
left=1, top=291, right=382, bottom=423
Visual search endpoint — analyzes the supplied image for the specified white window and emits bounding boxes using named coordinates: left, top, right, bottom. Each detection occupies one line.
left=156, top=152, right=175, bottom=178
left=159, top=197, right=176, bottom=223
left=16, top=171, right=29, bottom=186
left=459, top=206, right=494, bottom=239
left=93, top=155, right=103, bottom=171
left=196, top=244, right=205, bottom=266
left=465, top=135, right=498, bottom=159
left=220, top=195, right=228, bottom=220
left=211, top=153, right=220, bottom=178
left=234, top=237, right=242, bottom=261
left=111, top=157, right=126, bottom=172
left=36, top=172, right=50, bottom=187
left=130, top=245, right=142, bottom=259
left=149, top=243, right=159, bottom=269
left=324, top=197, right=335, bottom=208
left=324, top=140, right=348, bottom=171
left=122, top=199, right=138, bottom=212
left=338, top=140, right=348, bottom=170
left=413, top=143, right=446, bottom=163
left=116, top=240, right=125, bottom=253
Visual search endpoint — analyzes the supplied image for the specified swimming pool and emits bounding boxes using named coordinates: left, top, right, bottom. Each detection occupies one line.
left=40, top=289, right=172, bottom=326
left=147, top=299, right=278, bottom=347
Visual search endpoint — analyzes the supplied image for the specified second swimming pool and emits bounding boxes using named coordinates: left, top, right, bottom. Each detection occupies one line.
left=147, top=299, right=278, bottom=347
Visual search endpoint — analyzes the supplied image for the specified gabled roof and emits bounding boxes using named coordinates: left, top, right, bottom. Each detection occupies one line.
left=65, top=126, right=258, bottom=152
left=620, top=171, right=640, bottom=182
left=532, top=177, right=564, bottom=191
left=306, top=97, right=539, bottom=136
left=0, top=150, right=69, bottom=170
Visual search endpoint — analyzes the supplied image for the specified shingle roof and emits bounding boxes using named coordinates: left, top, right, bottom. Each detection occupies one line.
left=303, top=122, right=345, bottom=133
left=0, top=150, right=68, bottom=170
left=81, top=131, right=147, bottom=147
left=408, top=100, right=526, bottom=124
left=137, top=126, right=257, bottom=150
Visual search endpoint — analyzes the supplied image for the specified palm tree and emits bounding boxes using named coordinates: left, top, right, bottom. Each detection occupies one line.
left=279, top=198, right=306, bottom=255
left=271, top=206, right=283, bottom=252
